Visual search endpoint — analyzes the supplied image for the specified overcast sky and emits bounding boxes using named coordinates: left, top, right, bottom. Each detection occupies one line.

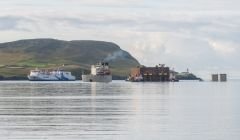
left=0, top=0, right=240, bottom=79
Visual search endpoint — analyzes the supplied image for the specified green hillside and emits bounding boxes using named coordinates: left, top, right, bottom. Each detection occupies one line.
left=0, top=39, right=140, bottom=80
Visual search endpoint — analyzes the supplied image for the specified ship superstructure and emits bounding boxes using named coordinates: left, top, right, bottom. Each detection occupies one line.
left=28, top=68, right=76, bottom=81
left=82, top=62, right=112, bottom=82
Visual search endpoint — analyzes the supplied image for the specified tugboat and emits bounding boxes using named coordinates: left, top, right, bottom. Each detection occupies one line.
left=126, top=75, right=143, bottom=82
left=28, top=68, right=76, bottom=81
left=82, top=62, right=112, bottom=82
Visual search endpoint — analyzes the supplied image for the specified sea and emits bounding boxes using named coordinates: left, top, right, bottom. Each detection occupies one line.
left=0, top=80, right=239, bottom=140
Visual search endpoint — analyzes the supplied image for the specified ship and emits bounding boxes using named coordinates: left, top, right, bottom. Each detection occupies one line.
left=28, top=68, right=76, bottom=81
left=82, top=62, right=112, bottom=82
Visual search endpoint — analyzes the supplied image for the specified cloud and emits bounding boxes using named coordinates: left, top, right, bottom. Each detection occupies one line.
left=209, top=40, right=238, bottom=55
left=65, top=0, right=142, bottom=6
left=0, top=1, right=240, bottom=78
left=0, top=16, right=30, bottom=31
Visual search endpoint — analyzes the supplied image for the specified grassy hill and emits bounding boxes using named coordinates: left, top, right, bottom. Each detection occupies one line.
left=0, top=39, right=140, bottom=80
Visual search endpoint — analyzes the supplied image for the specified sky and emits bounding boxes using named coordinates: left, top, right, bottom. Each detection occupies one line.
left=0, top=0, right=240, bottom=79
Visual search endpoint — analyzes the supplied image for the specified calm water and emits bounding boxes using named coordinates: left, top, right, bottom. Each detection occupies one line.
left=0, top=80, right=239, bottom=140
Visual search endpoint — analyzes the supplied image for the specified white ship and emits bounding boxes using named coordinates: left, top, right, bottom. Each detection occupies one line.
left=28, top=68, right=76, bottom=81
left=82, top=62, right=112, bottom=82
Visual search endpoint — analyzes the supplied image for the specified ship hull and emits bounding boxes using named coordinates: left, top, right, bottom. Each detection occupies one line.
left=28, top=76, right=76, bottom=81
left=29, top=79, right=75, bottom=81
left=82, top=75, right=112, bottom=83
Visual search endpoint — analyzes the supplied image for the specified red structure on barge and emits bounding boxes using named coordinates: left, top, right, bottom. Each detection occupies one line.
left=128, top=64, right=171, bottom=82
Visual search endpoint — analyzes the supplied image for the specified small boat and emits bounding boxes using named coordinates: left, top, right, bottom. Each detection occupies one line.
left=126, top=75, right=143, bottom=82
left=28, top=68, right=76, bottom=81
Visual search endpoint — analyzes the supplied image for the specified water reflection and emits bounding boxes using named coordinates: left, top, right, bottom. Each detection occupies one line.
left=0, top=81, right=239, bottom=140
